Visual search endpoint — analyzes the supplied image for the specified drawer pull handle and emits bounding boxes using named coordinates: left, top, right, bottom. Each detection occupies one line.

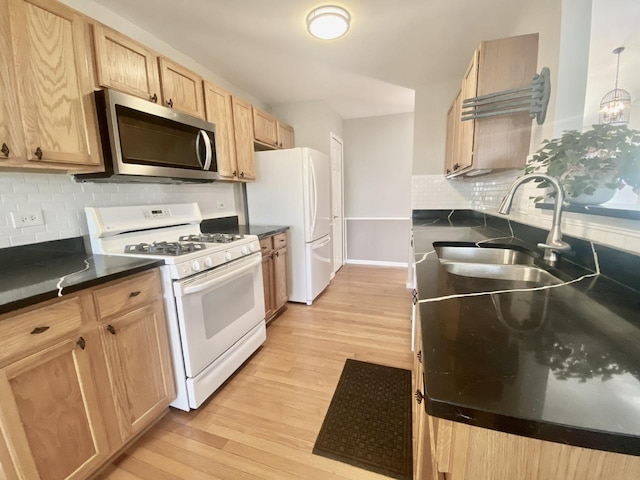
left=129, top=291, right=141, bottom=298
left=415, top=390, right=424, bottom=404
left=77, top=336, right=86, bottom=350
left=30, top=326, right=50, bottom=335
left=107, top=325, right=116, bottom=335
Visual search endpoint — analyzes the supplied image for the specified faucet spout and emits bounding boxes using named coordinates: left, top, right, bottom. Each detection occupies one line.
left=498, top=174, right=571, bottom=265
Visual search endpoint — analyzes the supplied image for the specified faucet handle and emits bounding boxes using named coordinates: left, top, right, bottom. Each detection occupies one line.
left=537, top=240, right=571, bottom=253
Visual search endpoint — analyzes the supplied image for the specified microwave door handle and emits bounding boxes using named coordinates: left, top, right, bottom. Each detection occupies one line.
left=195, top=130, right=205, bottom=169
left=200, top=130, right=212, bottom=171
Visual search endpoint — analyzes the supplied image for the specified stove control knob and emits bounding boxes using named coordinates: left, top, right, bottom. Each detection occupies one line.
left=204, top=257, right=213, bottom=268
left=248, top=243, right=256, bottom=252
left=241, top=246, right=249, bottom=255
left=192, top=261, right=201, bottom=272
left=225, top=251, right=232, bottom=261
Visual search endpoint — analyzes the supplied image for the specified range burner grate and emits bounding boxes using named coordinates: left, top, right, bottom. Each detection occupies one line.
left=179, top=233, right=244, bottom=244
left=124, top=241, right=207, bottom=256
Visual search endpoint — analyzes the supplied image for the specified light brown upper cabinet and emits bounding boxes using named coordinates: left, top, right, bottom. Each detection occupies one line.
left=93, top=25, right=205, bottom=118
left=158, top=57, right=206, bottom=119
left=253, top=107, right=295, bottom=150
left=277, top=121, right=294, bottom=149
left=445, top=33, right=538, bottom=177
left=232, top=96, right=257, bottom=181
left=1, top=0, right=101, bottom=171
left=253, top=107, right=279, bottom=147
left=93, top=24, right=162, bottom=104
left=204, top=81, right=238, bottom=179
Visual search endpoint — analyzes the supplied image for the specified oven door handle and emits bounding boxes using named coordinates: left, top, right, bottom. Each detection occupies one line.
left=177, top=254, right=261, bottom=296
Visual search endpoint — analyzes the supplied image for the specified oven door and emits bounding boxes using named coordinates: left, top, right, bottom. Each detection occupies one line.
left=173, top=252, right=265, bottom=378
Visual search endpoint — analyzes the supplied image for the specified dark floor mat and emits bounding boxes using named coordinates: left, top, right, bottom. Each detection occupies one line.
left=312, top=359, right=413, bottom=480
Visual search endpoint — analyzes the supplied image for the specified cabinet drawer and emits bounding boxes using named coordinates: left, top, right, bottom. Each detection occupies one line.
left=273, top=232, right=287, bottom=249
left=93, top=270, right=160, bottom=319
left=259, top=237, right=273, bottom=256
left=0, top=297, right=83, bottom=364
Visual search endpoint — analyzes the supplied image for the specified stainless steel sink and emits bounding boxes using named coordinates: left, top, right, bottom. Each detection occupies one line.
left=434, top=244, right=562, bottom=284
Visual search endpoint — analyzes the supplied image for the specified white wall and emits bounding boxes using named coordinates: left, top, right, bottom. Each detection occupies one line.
left=0, top=173, right=237, bottom=248
left=271, top=101, right=344, bottom=156
left=343, top=113, right=414, bottom=264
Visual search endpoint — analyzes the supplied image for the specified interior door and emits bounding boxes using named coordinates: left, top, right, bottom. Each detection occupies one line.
left=330, top=134, right=344, bottom=275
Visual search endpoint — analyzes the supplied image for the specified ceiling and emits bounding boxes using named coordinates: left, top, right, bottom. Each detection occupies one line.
left=93, top=0, right=541, bottom=119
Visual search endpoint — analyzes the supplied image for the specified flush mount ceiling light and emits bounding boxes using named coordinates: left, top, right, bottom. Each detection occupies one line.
left=306, top=5, right=351, bottom=40
left=599, top=47, right=631, bottom=125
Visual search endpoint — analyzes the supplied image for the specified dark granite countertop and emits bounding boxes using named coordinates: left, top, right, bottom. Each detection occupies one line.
left=413, top=210, right=640, bottom=456
left=201, top=217, right=288, bottom=239
left=0, top=238, right=163, bottom=316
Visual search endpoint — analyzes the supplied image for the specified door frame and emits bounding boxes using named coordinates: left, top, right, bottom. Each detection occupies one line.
left=329, top=132, right=345, bottom=277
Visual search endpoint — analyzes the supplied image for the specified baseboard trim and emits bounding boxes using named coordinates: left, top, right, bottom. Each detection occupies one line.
left=345, top=259, right=408, bottom=268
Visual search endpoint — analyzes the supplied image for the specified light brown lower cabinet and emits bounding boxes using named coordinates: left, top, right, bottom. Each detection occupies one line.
left=259, top=232, right=288, bottom=323
left=0, top=268, right=174, bottom=480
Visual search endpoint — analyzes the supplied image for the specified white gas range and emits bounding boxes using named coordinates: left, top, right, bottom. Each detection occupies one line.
left=85, top=203, right=266, bottom=411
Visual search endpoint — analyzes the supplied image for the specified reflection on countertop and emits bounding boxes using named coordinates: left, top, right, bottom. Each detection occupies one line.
left=413, top=209, right=640, bottom=456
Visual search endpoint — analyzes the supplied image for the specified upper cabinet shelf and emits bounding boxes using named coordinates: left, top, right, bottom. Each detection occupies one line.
left=445, top=33, right=539, bottom=178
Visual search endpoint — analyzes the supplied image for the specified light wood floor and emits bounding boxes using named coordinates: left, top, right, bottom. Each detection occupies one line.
left=100, top=265, right=413, bottom=480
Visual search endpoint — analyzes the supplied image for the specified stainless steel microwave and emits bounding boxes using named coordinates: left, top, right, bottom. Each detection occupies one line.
left=76, top=89, right=219, bottom=183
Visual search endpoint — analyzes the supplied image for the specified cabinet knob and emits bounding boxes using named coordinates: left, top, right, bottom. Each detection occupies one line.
left=446, top=168, right=451, bottom=174
left=107, top=325, right=116, bottom=335
left=453, top=163, right=460, bottom=170
left=279, top=142, right=283, bottom=148
left=129, top=290, right=141, bottom=298
left=415, top=390, right=424, bottom=404
left=412, top=289, right=417, bottom=306
left=417, top=350, right=422, bottom=363
left=150, top=93, right=158, bottom=103
left=34, top=147, right=43, bottom=160
left=1, top=143, right=9, bottom=157
left=30, top=326, right=50, bottom=335
left=167, top=98, right=174, bottom=108
left=275, top=251, right=279, bottom=257
left=240, top=171, right=245, bottom=178
left=77, top=336, right=86, bottom=350
left=232, top=170, right=237, bottom=177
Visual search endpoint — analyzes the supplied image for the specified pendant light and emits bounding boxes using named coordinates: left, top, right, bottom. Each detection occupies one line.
left=599, top=47, right=631, bottom=125
left=306, top=5, right=351, bottom=40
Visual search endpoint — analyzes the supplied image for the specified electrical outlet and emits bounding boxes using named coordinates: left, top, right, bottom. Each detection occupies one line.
left=11, top=210, right=45, bottom=228
left=217, top=200, right=225, bottom=209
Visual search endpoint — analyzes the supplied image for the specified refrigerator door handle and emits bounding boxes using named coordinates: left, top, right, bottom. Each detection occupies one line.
left=312, top=236, right=331, bottom=250
left=309, top=158, right=318, bottom=237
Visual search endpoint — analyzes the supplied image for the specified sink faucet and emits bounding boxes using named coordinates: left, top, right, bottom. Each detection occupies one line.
left=497, top=174, right=571, bottom=265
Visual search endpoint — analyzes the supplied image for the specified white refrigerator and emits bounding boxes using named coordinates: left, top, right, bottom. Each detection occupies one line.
left=246, top=147, right=332, bottom=305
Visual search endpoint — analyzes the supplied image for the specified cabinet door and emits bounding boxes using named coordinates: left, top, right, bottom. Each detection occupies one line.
left=277, top=122, right=294, bottom=149
left=158, top=57, right=205, bottom=118
left=9, top=0, right=100, bottom=167
left=0, top=0, right=25, bottom=164
left=231, top=96, right=256, bottom=181
left=444, top=95, right=458, bottom=176
left=273, top=246, right=288, bottom=310
left=100, top=302, right=175, bottom=443
left=253, top=108, right=278, bottom=147
left=458, top=50, right=478, bottom=173
left=93, top=24, right=161, bottom=104
left=262, top=254, right=274, bottom=320
left=204, top=81, right=237, bottom=179
left=0, top=338, right=108, bottom=480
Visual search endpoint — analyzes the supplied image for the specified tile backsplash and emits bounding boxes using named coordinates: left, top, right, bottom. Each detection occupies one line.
left=412, top=172, right=640, bottom=255
left=0, top=173, right=238, bottom=248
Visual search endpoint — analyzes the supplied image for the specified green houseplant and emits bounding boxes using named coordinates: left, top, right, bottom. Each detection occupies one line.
left=525, top=124, right=640, bottom=204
